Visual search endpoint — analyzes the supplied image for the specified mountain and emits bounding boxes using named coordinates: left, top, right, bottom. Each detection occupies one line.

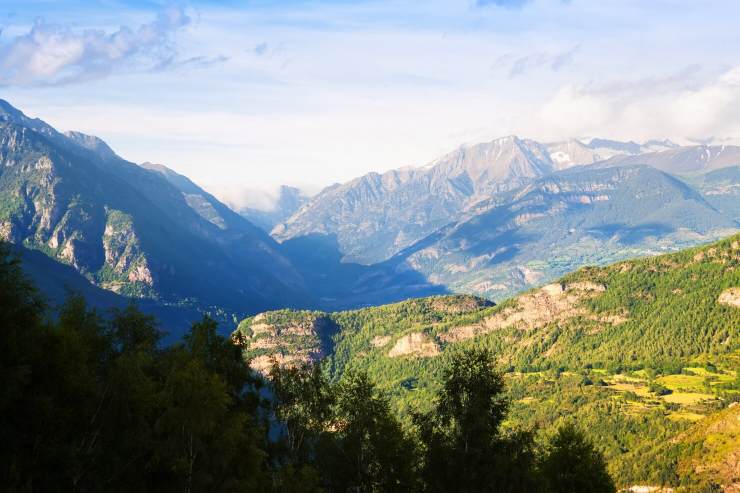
left=274, top=136, right=564, bottom=264
left=690, top=165, right=740, bottom=222
left=0, top=100, right=311, bottom=332
left=390, top=163, right=738, bottom=300
left=237, top=185, right=309, bottom=231
left=12, top=242, right=202, bottom=342
left=272, top=136, right=700, bottom=265
left=234, top=233, right=740, bottom=491
left=605, top=144, right=740, bottom=174
left=279, top=163, right=737, bottom=305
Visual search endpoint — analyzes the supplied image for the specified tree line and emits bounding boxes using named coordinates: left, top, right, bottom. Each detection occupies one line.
left=0, top=243, right=613, bottom=492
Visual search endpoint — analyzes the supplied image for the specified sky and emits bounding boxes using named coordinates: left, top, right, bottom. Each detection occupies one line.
left=2, top=0, right=740, bottom=209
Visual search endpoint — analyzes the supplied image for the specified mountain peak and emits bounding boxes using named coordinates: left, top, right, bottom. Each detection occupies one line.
left=0, top=99, right=24, bottom=119
left=643, top=138, right=679, bottom=149
left=65, top=131, right=118, bottom=160
left=0, top=99, right=50, bottom=133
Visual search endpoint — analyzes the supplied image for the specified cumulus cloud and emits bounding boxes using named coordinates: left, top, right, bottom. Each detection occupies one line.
left=539, top=65, right=740, bottom=142
left=0, top=6, right=192, bottom=86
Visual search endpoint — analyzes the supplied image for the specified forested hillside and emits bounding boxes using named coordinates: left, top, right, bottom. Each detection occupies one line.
left=1, top=241, right=615, bottom=492
left=235, top=234, right=740, bottom=491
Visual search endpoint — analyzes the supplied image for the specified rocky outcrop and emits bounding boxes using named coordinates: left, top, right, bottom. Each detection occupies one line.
left=718, top=288, right=740, bottom=308
left=102, top=210, right=154, bottom=286
left=235, top=311, right=332, bottom=376
left=388, top=333, right=440, bottom=358
left=440, top=282, right=612, bottom=343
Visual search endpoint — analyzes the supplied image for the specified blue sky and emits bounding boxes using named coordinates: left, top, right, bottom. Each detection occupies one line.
left=2, top=0, right=740, bottom=208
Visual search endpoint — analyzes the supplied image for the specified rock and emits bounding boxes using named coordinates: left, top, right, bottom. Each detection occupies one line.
left=128, top=263, right=154, bottom=285
left=371, top=335, right=391, bottom=347
left=0, top=221, right=18, bottom=242
left=388, top=333, right=439, bottom=358
left=441, top=280, right=614, bottom=343
left=718, top=288, right=740, bottom=308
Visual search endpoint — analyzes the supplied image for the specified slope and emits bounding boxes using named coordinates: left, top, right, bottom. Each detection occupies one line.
left=391, top=163, right=738, bottom=301
left=235, top=234, right=740, bottom=490
left=0, top=100, right=311, bottom=331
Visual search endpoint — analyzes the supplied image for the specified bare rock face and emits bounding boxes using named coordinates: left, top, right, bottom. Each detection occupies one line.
left=235, top=311, right=332, bottom=376
left=127, top=264, right=154, bottom=285
left=0, top=220, right=19, bottom=242
left=388, top=332, right=440, bottom=358
left=103, top=210, right=154, bottom=287
left=440, top=281, right=612, bottom=343
left=718, top=288, right=740, bottom=308
left=371, top=335, right=391, bottom=347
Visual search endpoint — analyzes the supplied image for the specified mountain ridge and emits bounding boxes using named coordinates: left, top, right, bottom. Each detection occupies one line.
left=273, top=134, right=739, bottom=265
left=0, top=100, right=313, bottom=333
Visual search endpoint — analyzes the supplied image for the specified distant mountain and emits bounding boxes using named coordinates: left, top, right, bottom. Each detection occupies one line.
left=604, top=144, right=740, bottom=174
left=237, top=185, right=309, bottom=231
left=273, top=135, right=696, bottom=265
left=0, top=100, right=311, bottom=332
left=689, top=165, right=740, bottom=222
left=389, top=163, right=738, bottom=300
left=274, top=136, right=562, bottom=264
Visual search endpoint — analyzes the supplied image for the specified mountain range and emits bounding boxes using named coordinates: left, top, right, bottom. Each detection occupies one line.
left=273, top=135, right=738, bottom=265
left=1, top=98, right=739, bottom=334
left=272, top=134, right=739, bottom=301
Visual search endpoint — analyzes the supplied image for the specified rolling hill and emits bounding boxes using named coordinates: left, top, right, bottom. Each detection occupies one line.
left=234, top=234, right=740, bottom=491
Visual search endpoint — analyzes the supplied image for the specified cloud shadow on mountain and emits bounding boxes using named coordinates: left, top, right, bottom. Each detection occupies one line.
left=280, top=233, right=449, bottom=311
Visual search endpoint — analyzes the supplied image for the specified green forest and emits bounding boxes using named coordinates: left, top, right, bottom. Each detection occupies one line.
left=2, top=241, right=617, bottom=492
left=235, top=234, right=740, bottom=491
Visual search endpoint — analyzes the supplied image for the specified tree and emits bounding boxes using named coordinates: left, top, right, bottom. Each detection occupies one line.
left=270, top=363, right=335, bottom=465
left=320, top=370, right=420, bottom=493
left=416, top=348, right=538, bottom=493
left=540, top=423, right=615, bottom=493
left=152, top=317, right=266, bottom=492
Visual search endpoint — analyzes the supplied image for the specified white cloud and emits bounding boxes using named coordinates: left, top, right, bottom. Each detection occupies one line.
left=5, top=0, right=740, bottom=194
left=538, top=66, right=740, bottom=143
left=0, top=6, right=191, bottom=86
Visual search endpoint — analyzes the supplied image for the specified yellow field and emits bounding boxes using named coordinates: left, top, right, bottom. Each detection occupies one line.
left=609, top=382, right=652, bottom=397
left=657, top=374, right=706, bottom=392
left=668, top=411, right=706, bottom=422
left=662, top=392, right=715, bottom=405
